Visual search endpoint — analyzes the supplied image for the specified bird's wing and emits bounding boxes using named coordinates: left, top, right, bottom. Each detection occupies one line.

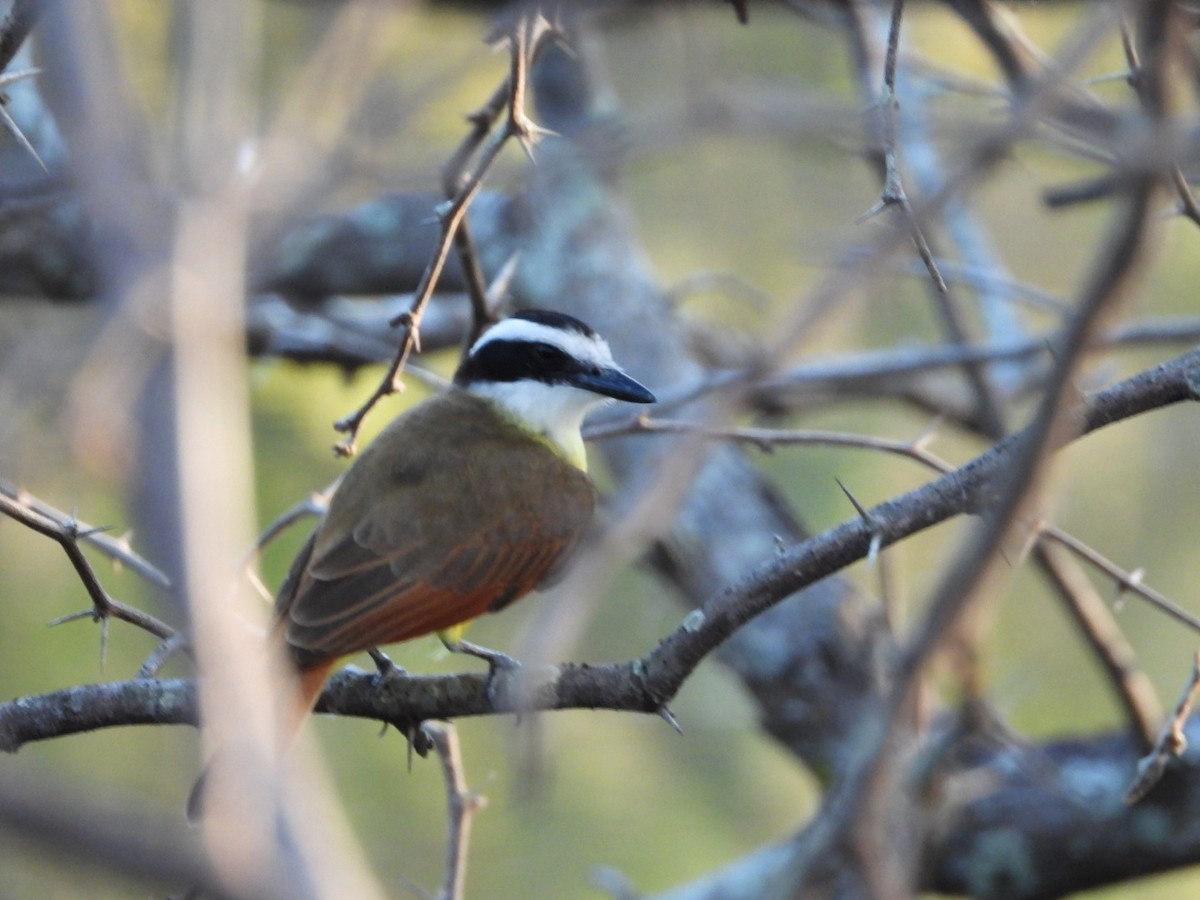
left=280, top=448, right=594, bottom=662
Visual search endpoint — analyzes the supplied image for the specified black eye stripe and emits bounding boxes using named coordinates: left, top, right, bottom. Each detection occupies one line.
left=454, top=339, right=586, bottom=386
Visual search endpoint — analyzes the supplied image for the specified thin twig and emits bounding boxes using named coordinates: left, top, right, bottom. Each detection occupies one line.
left=138, top=632, right=191, bottom=678
left=441, top=79, right=509, bottom=346
left=0, top=480, right=170, bottom=589
left=586, top=415, right=954, bottom=474
left=640, top=314, right=1200, bottom=420
left=1034, top=540, right=1161, bottom=748
left=0, top=491, right=174, bottom=641
left=0, top=0, right=37, bottom=73
left=240, top=486, right=334, bottom=573
left=863, top=0, right=1005, bottom=436
left=1039, top=525, right=1200, bottom=635
left=331, top=12, right=557, bottom=456
left=1125, top=651, right=1200, bottom=804
left=1118, top=16, right=1200, bottom=229
left=421, top=722, right=486, bottom=900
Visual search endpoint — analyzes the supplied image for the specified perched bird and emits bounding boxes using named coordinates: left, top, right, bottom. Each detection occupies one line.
left=190, top=309, right=654, bottom=818
left=280, top=308, right=655, bottom=706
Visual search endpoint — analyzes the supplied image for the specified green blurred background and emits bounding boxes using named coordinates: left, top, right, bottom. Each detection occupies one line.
left=2, top=1, right=1199, bottom=896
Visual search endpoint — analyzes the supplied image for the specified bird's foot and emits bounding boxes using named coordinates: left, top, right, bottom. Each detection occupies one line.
left=445, top=638, right=532, bottom=710
left=445, top=638, right=521, bottom=674
left=368, top=647, right=408, bottom=687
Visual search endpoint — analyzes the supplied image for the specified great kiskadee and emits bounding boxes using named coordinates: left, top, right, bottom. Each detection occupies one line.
left=278, top=308, right=655, bottom=709
left=190, top=310, right=654, bottom=817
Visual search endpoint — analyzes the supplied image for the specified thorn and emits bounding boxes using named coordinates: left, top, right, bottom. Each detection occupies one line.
left=855, top=199, right=890, bottom=225
left=245, top=569, right=272, bottom=603
left=509, top=116, right=558, bottom=162
left=911, top=415, right=944, bottom=452
left=1122, top=567, right=1146, bottom=595
left=1010, top=518, right=1043, bottom=568
left=657, top=705, right=684, bottom=735
left=867, top=530, right=884, bottom=565
left=0, top=68, right=48, bottom=173
left=47, top=608, right=93, bottom=627
left=836, top=478, right=885, bottom=565
left=835, top=477, right=871, bottom=522
left=485, top=252, right=522, bottom=308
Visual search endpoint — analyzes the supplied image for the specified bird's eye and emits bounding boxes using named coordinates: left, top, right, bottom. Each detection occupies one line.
left=532, top=343, right=567, bottom=364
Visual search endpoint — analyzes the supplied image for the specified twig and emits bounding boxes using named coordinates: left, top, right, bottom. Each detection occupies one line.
left=138, top=632, right=190, bottom=678
left=440, top=79, right=509, bottom=346
left=0, top=479, right=170, bottom=589
left=241, top=486, right=334, bottom=573
left=1125, top=651, right=1200, bottom=804
left=5, top=345, right=1198, bottom=752
left=862, top=0, right=1006, bottom=437
left=1039, top=525, right=1200, bottom=635
left=0, top=490, right=174, bottom=641
left=780, top=34, right=1166, bottom=885
left=585, top=415, right=953, bottom=474
left=1034, top=540, right=1161, bottom=748
left=331, top=11, right=557, bottom=456
left=0, top=66, right=48, bottom=172
left=0, top=0, right=37, bottom=73
left=1117, top=16, right=1200, bottom=229
left=421, top=722, right=486, bottom=900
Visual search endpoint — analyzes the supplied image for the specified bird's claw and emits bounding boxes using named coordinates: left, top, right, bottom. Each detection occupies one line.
left=368, top=647, right=407, bottom=687
left=447, top=638, right=521, bottom=675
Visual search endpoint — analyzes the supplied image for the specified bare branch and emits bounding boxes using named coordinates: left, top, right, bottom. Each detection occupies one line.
left=0, top=488, right=174, bottom=641
left=1040, top=525, right=1200, bottom=635
left=3, top=345, right=1196, bottom=753
left=422, top=722, right=486, bottom=900
left=0, top=479, right=170, bottom=589
left=331, top=12, right=558, bottom=456
left=1034, top=540, right=1161, bottom=748
left=1125, top=651, right=1200, bottom=804
left=586, top=415, right=954, bottom=474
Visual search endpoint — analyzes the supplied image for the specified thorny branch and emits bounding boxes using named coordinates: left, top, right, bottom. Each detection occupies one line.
left=330, top=11, right=557, bottom=457
left=1125, top=651, right=1200, bottom=804
left=0, top=487, right=174, bottom=645
left=778, top=17, right=1171, bottom=882
left=5, top=2, right=1200, bottom=897
left=423, top=722, right=486, bottom=900
left=587, top=415, right=954, bottom=473
left=1039, top=524, right=1200, bottom=634
left=862, top=0, right=1005, bottom=436
left=1034, top=540, right=1162, bottom=749
left=3, top=343, right=1197, bottom=752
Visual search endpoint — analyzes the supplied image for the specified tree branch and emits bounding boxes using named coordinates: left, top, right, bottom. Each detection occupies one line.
left=2, top=344, right=1196, bottom=753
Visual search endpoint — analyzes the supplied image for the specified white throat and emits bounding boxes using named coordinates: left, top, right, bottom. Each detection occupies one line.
left=467, top=380, right=607, bottom=470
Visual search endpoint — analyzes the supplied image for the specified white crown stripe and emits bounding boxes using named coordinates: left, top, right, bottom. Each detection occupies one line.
left=469, top=318, right=616, bottom=369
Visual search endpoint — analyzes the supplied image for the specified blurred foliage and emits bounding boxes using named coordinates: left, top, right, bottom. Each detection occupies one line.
left=2, top=1, right=1200, bottom=897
